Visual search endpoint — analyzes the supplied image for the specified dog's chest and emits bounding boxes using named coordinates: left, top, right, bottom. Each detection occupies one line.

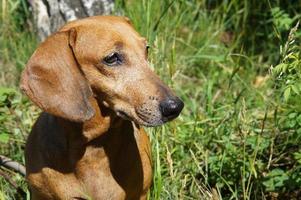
left=74, top=127, right=152, bottom=199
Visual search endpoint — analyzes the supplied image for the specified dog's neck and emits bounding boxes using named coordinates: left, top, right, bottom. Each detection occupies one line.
left=55, top=97, right=142, bottom=174
left=57, top=97, right=139, bottom=153
left=70, top=97, right=130, bottom=143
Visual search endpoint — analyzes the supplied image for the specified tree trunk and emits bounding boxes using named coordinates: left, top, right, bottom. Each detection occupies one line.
left=28, top=0, right=115, bottom=41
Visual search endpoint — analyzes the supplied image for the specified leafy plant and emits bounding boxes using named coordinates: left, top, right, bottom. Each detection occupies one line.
left=271, top=7, right=293, bottom=32
left=272, top=22, right=301, bottom=102
left=263, top=169, right=289, bottom=191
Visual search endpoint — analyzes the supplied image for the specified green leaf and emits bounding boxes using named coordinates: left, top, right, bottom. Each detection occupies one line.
left=263, top=169, right=289, bottom=191
left=297, top=115, right=301, bottom=126
left=291, top=84, right=300, bottom=95
left=0, top=87, right=16, bottom=104
left=272, top=63, right=288, bottom=75
left=283, top=86, right=291, bottom=102
left=289, top=112, right=297, bottom=118
left=293, top=151, right=301, bottom=164
left=0, top=87, right=15, bottom=96
left=0, top=133, right=10, bottom=143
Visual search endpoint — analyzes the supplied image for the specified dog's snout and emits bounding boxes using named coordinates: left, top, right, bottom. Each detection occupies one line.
left=159, top=97, right=184, bottom=121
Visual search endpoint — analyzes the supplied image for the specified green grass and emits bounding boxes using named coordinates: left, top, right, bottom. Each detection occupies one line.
left=1, top=0, right=301, bottom=199
left=0, top=0, right=36, bottom=86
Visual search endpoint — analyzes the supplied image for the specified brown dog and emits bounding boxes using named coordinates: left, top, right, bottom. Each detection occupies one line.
left=20, top=16, right=184, bottom=200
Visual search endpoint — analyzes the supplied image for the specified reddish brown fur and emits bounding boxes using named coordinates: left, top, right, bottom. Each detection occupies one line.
left=21, top=16, right=182, bottom=200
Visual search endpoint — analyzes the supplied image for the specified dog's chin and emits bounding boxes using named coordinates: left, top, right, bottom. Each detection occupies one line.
left=139, top=119, right=164, bottom=127
left=116, top=110, right=165, bottom=127
left=136, top=112, right=180, bottom=127
left=137, top=115, right=181, bottom=127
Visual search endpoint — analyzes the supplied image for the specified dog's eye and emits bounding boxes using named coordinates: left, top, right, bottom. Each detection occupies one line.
left=103, top=52, right=122, bottom=66
left=146, top=45, right=150, bottom=54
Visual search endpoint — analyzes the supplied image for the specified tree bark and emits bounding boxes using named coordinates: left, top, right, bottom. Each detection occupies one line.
left=28, top=0, right=114, bottom=41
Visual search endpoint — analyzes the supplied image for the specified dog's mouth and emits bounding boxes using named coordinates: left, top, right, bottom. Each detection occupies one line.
left=115, top=108, right=163, bottom=127
left=116, top=110, right=132, bottom=121
left=135, top=110, right=164, bottom=127
left=114, top=97, right=184, bottom=127
left=161, top=113, right=180, bottom=122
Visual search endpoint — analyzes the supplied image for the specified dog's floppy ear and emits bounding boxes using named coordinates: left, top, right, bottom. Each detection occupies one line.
left=20, top=29, right=95, bottom=122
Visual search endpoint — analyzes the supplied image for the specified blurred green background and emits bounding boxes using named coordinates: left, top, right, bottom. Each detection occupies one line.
left=1, top=0, right=301, bottom=199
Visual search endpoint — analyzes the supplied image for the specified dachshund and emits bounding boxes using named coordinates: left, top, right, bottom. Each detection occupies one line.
left=20, top=16, right=184, bottom=200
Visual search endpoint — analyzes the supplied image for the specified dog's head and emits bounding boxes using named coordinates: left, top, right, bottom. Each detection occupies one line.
left=20, top=16, right=183, bottom=126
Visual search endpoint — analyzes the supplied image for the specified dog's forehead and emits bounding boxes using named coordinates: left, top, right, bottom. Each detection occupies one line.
left=60, top=16, right=147, bottom=61
left=64, top=16, right=145, bottom=48
left=62, top=16, right=142, bottom=39
left=62, top=16, right=131, bottom=28
left=84, top=28, right=146, bottom=53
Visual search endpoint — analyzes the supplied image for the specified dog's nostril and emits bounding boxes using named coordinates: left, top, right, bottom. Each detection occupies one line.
left=159, top=97, right=184, bottom=120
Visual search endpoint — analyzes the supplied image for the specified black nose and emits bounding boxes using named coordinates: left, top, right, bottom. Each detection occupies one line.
left=159, top=97, right=184, bottom=121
